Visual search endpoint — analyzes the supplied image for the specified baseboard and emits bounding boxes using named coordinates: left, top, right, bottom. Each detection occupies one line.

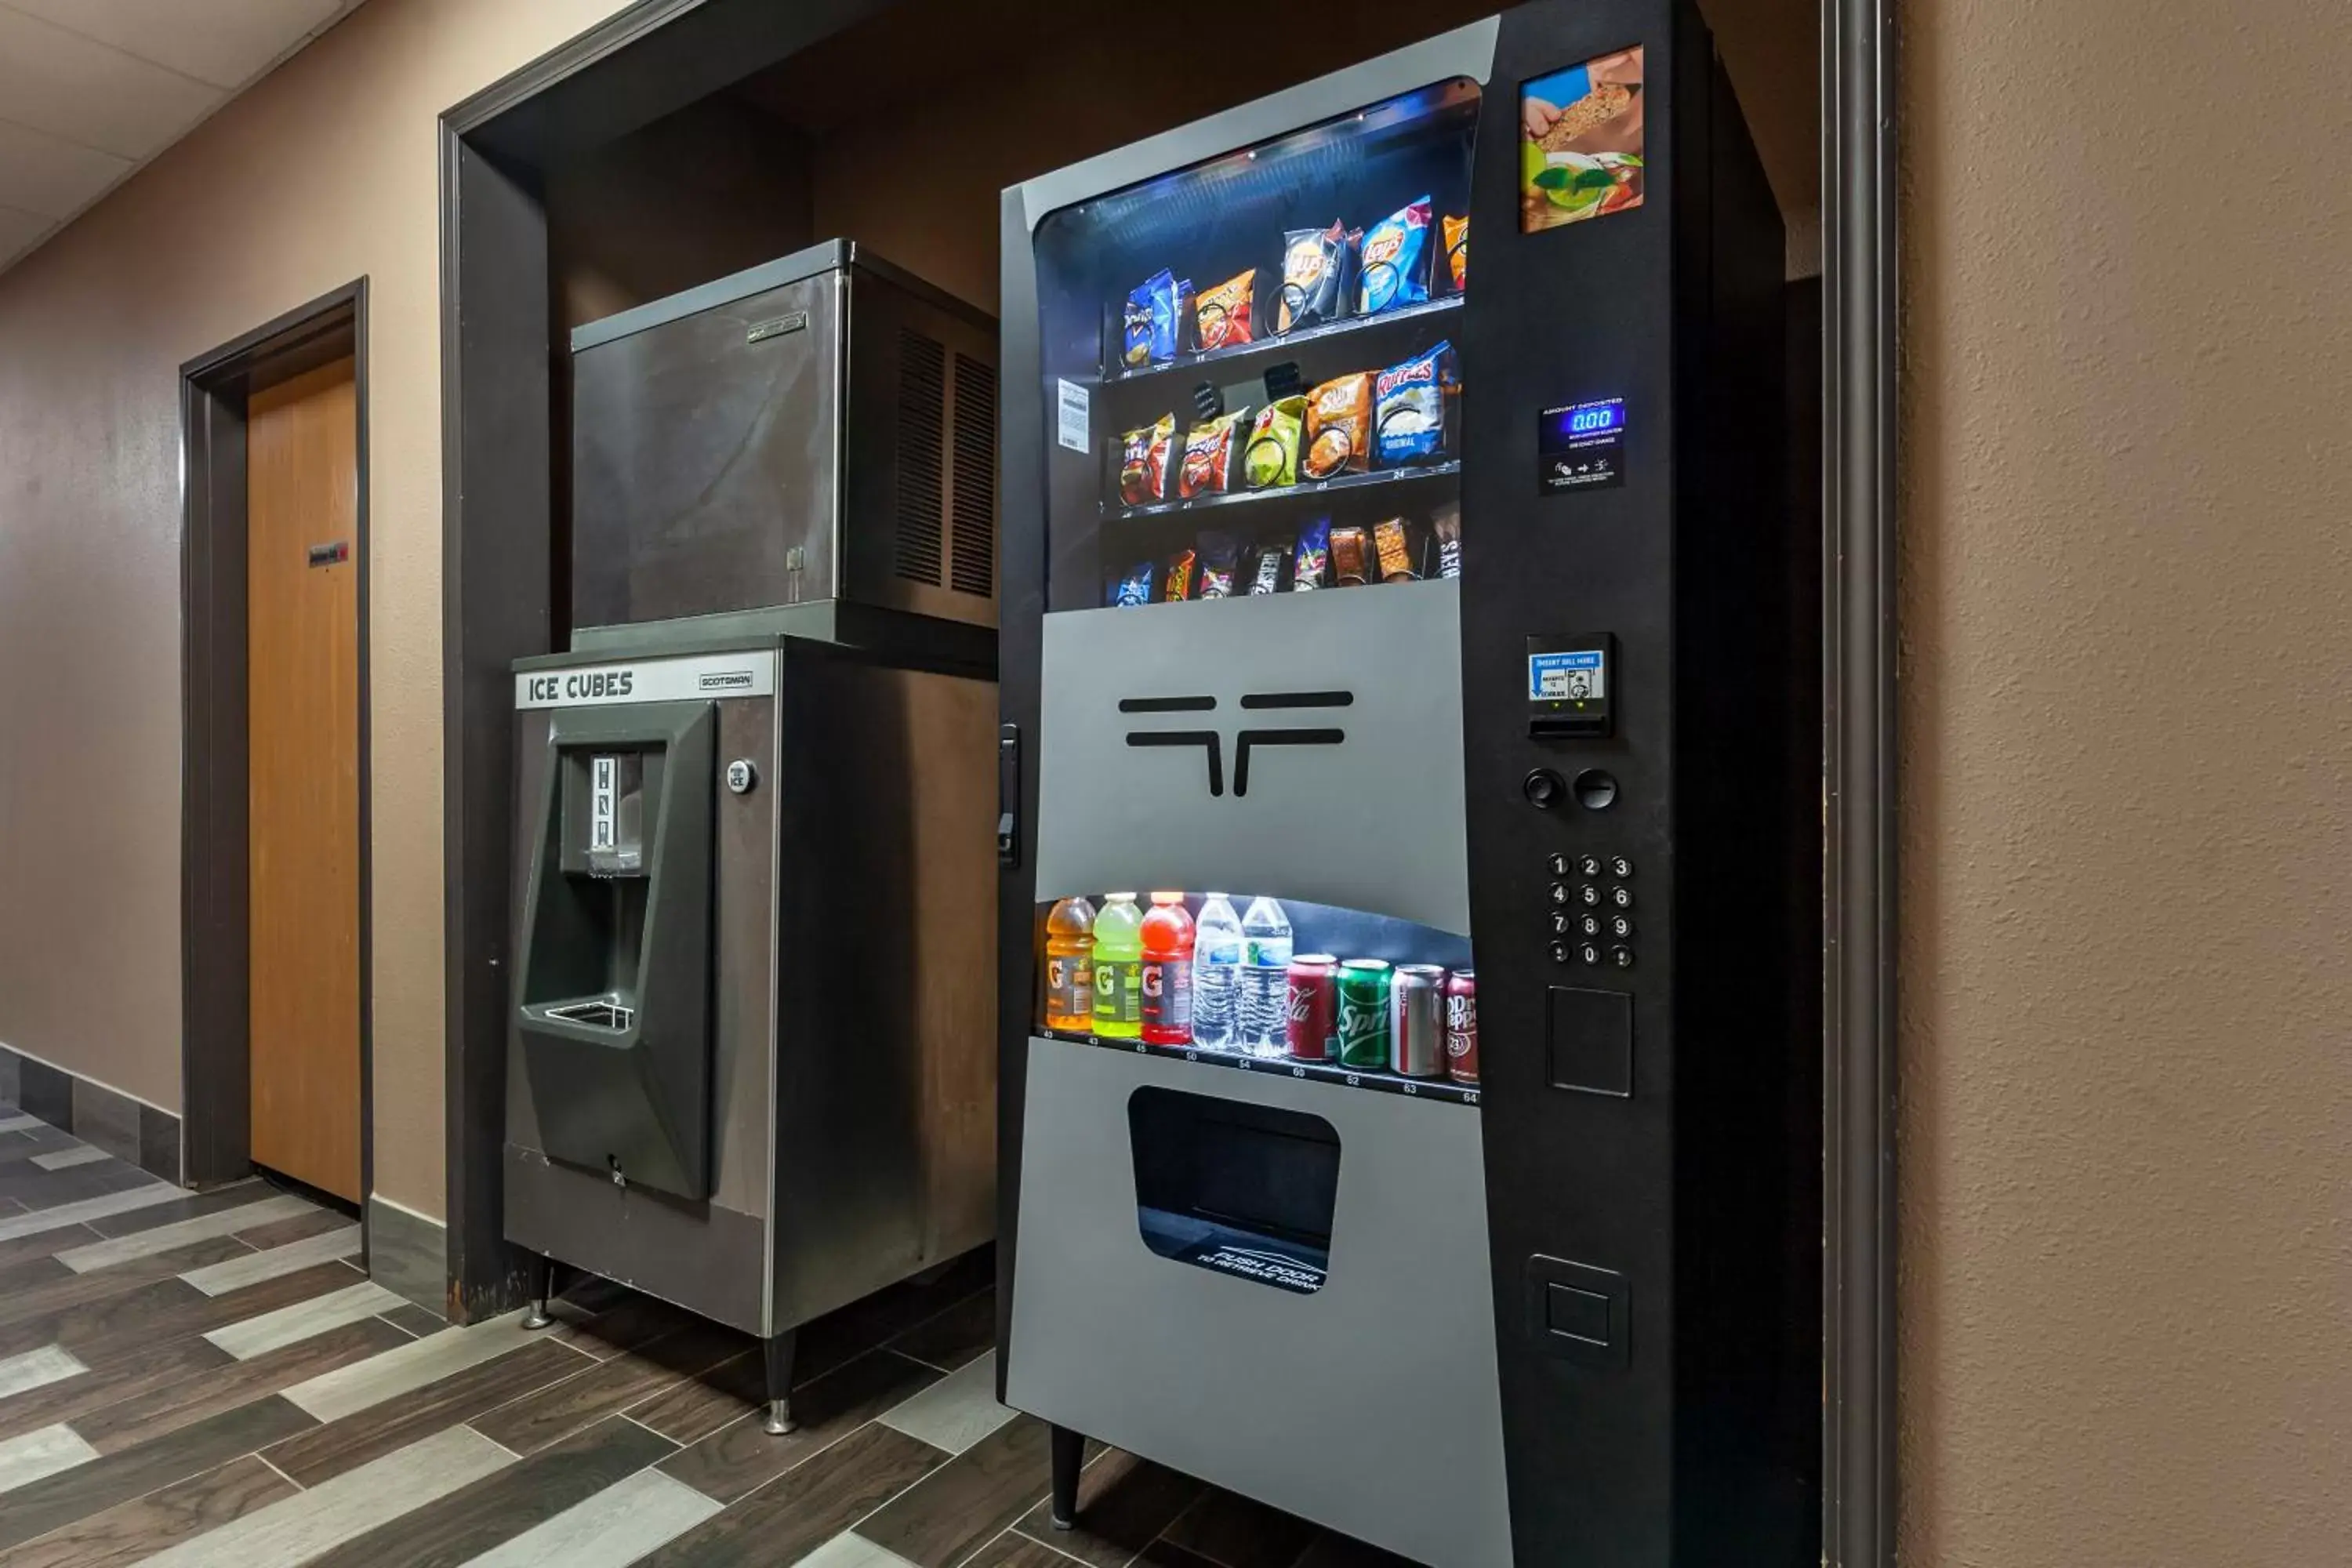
left=367, top=1192, right=449, bottom=1318
left=0, top=1042, right=182, bottom=1185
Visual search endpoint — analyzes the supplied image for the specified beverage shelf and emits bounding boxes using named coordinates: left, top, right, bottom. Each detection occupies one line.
left=1107, top=458, right=1460, bottom=522
left=1103, top=293, right=1464, bottom=385
left=1040, top=1027, right=1480, bottom=1108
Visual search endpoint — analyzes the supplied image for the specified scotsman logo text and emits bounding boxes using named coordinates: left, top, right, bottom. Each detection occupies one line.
left=699, top=670, right=757, bottom=691
left=1119, top=690, right=1353, bottom=797
left=523, top=670, right=633, bottom=703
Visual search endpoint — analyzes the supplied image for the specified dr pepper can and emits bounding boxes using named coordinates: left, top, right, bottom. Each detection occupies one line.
left=1443, top=968, right=1479, bottom=1086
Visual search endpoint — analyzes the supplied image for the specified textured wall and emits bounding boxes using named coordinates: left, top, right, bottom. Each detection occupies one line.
left=1897, top=1, right=2352, bottom=1560
left=0, top=0, right=635, bottom=1213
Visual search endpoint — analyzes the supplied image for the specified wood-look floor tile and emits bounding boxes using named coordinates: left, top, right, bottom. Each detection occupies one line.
left=27, top=1146, right=111, bottom=1172
left=459, top=1465, right=724, bottom=1568
left=133, top=1425, right=514, bottom=1568
left=5, top=1260, right=367, bottom=1368
left=1284, top=1530, right=1422, bottom=1567
left=204, top=1279, right=406, bottom=1360
left=791, top=1531, right=926, bottom=1568
left=791, top=1250, right=996, bottom=1386
left=659, top=1347, right=942, bottom=1506
left=77, top=1183, right=276, bottom=1240
left=470, top=1318, right=747, bottom=1456
left=379, top=1302, right=448, bottom=1339
left=0, top=1130, right=74, bottom=1164
left=0, top=1116, right=42, bottom=1134
left=180, top=1227, right=361, bottom=1297
left=74, top=1315, right=408, bottom=1454
left=263, top=1336, right=593, bottom=1485
left=1131, top=1541, right=1223, bottom=1567
left=0, top=1424, right=100, bottom=1494
left=0, top=1335, right=230, bottom=1443
left=884, top=1290, right=996, bottom=1374
left=0, top=1162, right=157, bottom=1212
left=637, top=1421, right=946, bottom=1568
left=305, top=1414, right=676, bottom=1568
left=0, top=1452, right=296, bottom=1568
left=0, top=1345, right=84, bottom=1402
left=960, top=1532, right=1088, bottom=1568
left=627, top=1345, right=764, bottom=1446
left=0, top=1237, right=249, bottom=1332
left=279, top=1310, right=554, bottom=1424
left=0, top=1393, right=314, bottom=1549
left=547, top=1291, right=703, bottom=1362
left=1155, top=1487, right=1321, bottom=1568
left=1012, top=1449, right=1206, bottom=1568
left=232, top=1207, right=351, bottom=1250
left=0, top=1185, right=183, bottom=1245
left=874, top=1351, right=1016, bottom=1457
left=856, top=1414, right=1079, bottom=1568
left=58, top=1194, right=317, bottom=1273
left=0, top=1225, right=101, bottom=1274
left=0, top=1254, right=72, bottom=1298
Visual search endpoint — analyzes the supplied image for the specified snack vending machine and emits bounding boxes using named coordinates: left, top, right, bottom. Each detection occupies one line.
left=994, top=2, right=1817, bottom=1563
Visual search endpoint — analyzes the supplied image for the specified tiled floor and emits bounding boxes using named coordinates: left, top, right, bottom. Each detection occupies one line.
left=0, top=1110, right=1419, bottom=1567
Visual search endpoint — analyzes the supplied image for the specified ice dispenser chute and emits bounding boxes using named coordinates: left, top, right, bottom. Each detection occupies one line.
left=514, top=700, right=715, bottom=1200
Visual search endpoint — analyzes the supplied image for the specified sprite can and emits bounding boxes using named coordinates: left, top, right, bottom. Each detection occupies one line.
left=1334, top=959, right=1393, bottom=1070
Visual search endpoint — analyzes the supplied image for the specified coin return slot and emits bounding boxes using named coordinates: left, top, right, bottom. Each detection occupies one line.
left=1128, top=1086, right=1340, bottom=1295
left=544, top=997, right=637, bottom=1032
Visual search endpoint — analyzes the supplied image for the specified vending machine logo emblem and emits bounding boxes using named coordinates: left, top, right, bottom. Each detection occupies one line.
left=1117, top=690, right=1353, bottom=797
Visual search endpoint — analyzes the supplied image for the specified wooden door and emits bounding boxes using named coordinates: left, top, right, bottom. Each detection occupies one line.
left=247, top=357, right=361, bottom=1201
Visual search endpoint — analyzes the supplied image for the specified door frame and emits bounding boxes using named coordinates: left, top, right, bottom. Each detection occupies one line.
left=180, top=278, right=374, bottom=1217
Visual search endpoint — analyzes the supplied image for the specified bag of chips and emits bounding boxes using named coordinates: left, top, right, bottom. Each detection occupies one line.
left=1242, top=396, right=1305, bottom=488
left=1109, top=560, right=1155, bottom=607
left=1359, top=197, right=1433, bottom=315
left=1301, top=373, right=1374, bottom=480
left=1194, top=270, right=1256, bottom=352
left=1163, top=548, right=1199, bottom=602
left=1443, top=214, right=1468, bottom=292
left=1329, top=524, right=1372, bottom=586
left=1374, top=516, right=1425, bottom=582
left=1374, top=340, right=1457, bottom=467
left=1123, top=270, right=1181, bottom=367
left=1178, top=408, right=1248, bottom=499
left=1290, top=518, right=1331, bottom=590
left=1119, top=415, right=1177, bottom=506
left=1198, top=534, right=1240, bottom=599
left=1275, top=221, right=1355, bottom=334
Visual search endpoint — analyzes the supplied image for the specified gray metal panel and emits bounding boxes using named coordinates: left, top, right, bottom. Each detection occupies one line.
left=1011, top=17, right=1501, bottom=230
left=1004, top=1036, right=1511, bottom=1568
left=1035, top=583, right=1469, bottom=935
left=568, top=241, right=996, bottom=353
left=503, top=1143, right=768, bottom=1334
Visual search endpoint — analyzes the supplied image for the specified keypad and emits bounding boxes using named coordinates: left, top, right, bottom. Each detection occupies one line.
left=1543, top=851, right=1639, bottom=968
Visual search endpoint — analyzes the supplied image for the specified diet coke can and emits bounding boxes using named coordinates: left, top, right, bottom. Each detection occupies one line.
left=1443, top=969, right=1479, bottom=1085
left=1389, top=964, right=1447, bottom=1079
left=1285, top=955, right=1338, bottom=1062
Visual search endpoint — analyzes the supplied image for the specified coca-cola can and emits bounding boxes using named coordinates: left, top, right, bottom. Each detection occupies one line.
left=1390, top=964, right=1447, bottom=1079
left=1443, top=969, right=1479, bottom=1085
left=1285, top=955, right=1338, bottom=1062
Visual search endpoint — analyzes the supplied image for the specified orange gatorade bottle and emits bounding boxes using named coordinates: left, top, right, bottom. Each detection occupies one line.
left=1139, top=892, right=1197, bottom=1045
left=1043, top=897, right=1096, bottom=1032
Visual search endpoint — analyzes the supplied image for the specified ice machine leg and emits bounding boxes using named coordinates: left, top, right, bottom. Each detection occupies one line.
left=1048, top=1424, right=1084, bottom=1530
left=523, top=1254, right=554, bottom=1331
left=762, top=1329, right=799, bottom=1436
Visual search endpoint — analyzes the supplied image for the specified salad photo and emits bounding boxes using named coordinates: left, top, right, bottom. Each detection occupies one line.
left=1519, top=48, right=1646, bottom=232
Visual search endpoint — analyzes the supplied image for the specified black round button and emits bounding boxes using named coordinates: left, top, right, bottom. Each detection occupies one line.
left=1610, top=945, right=1635, bottom=969
left=1550, top=942, right=1572, bottom=965
left=1546, top=852, right=1570, bottom=876
left=1611, top=886, right=1633, bottom=909
left=1577, top=884, right=1601, bottom=906
left=1577, top=853, right=1602, bottom=877
left=1610, top=855, right=1634, bottom=879
left=1571, top=768, right=1618, bottom=810
left=1578, top=913, right=1602, bottom=938
left=1579, top=943, right=1602, bottom=966
left=1523, top=769, right=1568, bottom=809
left=1551, top=913, right=1571, bottom=935
left=1610, top=915, right=1635, bottom=939
left=1548, top=882, right=1570, bottom=906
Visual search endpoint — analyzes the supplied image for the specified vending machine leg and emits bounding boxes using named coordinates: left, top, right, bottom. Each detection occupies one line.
left=1048, top=1424, right=1084, bottom=1529
left=763, top=1328, right=799, bottom=1436
left=521, top=1254, right=554, bottom=1330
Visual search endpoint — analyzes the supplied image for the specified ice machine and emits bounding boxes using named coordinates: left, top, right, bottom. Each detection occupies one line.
left=994, top=5, right=1818, bottom=1564
left=507, top=241, right=1000, bottom=1435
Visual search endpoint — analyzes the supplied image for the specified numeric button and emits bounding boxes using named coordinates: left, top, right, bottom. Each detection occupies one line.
left=1551, top=942, right=1572, bottom=965
left=1610, top=915, right=1635, bottom=939
left=1578, top=884, right=1602, bottom=906
left=1577, top=853, right=1602, bottom=877
left=1610, top=886, right=1633, bottom=909
left=1547, top=852, right=1570, bottom=876
left=1580, top=943, right=1602, bottom=967
left=1578, top=913, right=1602, bottom=938
left=1610, top=945, right=1635, bottom=970
left=1549, top=883, right=1570, bottom=906
left=1610, top=855, right=1634, bottom=879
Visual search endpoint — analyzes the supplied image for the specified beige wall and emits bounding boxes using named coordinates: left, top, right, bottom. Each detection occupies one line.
left=0, top=0, right=636, bottom=1214
left=1898, top=1, right=2352, bottom=1561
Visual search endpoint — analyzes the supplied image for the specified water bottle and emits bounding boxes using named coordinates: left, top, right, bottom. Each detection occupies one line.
left=1238, top=896, right=1294, bottom=1055
left=1191, top=894, right=1244, bottom=1049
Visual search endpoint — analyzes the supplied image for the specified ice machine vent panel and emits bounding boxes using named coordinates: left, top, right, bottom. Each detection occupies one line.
left=949, top=354, right=997, bottom=597
left=894, top=328, right=947, bottom=586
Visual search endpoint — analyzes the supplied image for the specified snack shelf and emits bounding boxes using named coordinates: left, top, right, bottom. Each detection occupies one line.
left=1108, top=459, right=1460, bottom=522
left=1040, top=1026, right=1481, bottom=1108
left=1103, top=292, right=1465, bottom=386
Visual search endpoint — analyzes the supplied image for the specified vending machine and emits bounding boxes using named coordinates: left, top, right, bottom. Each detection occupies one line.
left=994, top=4, right=1816, bottom=1565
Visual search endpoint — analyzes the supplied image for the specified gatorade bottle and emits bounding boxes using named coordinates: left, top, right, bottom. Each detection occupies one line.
left=1091, top=893, right=1145, bottom=1040
left=1139, top=892, right=1197, bottom=1044
left=1042, top=896, right=1096, bottom=1033
left=1191, top=893, right=1244, bottom=1049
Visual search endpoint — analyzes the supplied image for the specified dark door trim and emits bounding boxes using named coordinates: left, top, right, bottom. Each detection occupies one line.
left=435, top=0, right=888, bottom=1320
left=1822, top=0, right=1899, bottom=1560
left=180, top=278, right=375, bottom=1225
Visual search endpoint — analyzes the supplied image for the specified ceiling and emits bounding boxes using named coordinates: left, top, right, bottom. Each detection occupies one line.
left=0, top=0, right=365, bottom=274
